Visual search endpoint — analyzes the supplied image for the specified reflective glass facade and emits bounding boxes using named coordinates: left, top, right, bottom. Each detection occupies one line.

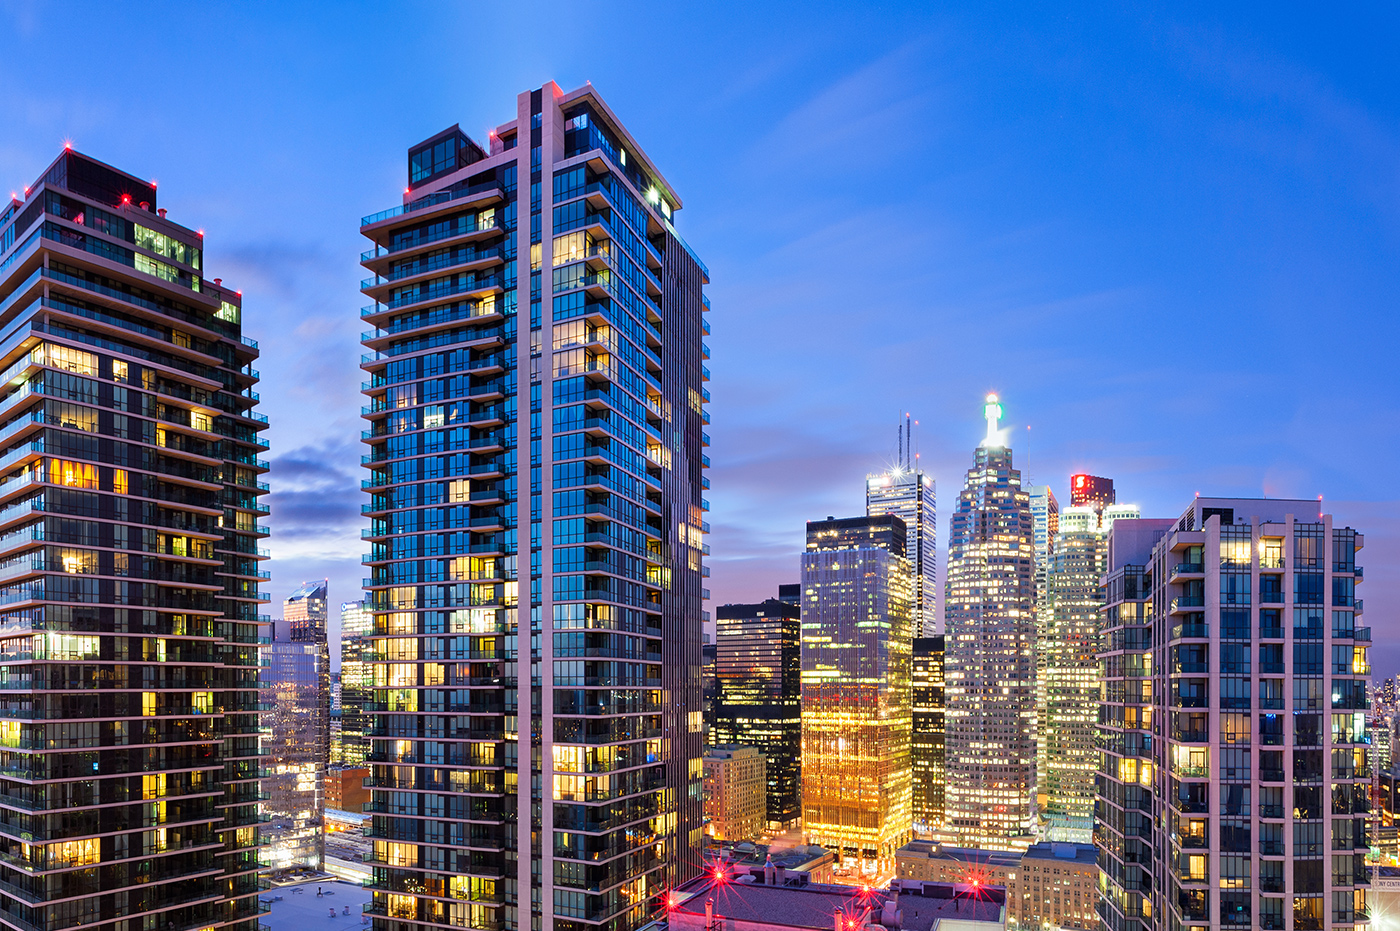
left=262, top=629, right=327, bottom=870
left=284, top=579, right=330, bottom=773
left=1040, top=497, right=1138, bottom=843
left=0, top=150, right=268, bottom=931
left=910, top=636, right=944, bottom=835
left=712, top=598, right=801, bottom=829
left=359, top=83, right=708, bottom=931
left=338, top=600, right=372, bottom=765
left=866, top=469, right=936, bottom=636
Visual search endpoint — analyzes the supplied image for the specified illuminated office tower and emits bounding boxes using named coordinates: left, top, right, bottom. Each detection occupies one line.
left=262, top=620, right=328, bottom=870
left=338, top=599, right=373, bottom=765
left=1068, top=473, right=1114, bottom=508
left=1027, top=482, right=1057, bottom=794
left=284, top=579, right=330, bottom=767
left=713, top=596, right=802, bottom=829
left=942, top=394, right=1037, bottom=850
left=1097, top=499, right=1371, bottom=931
left=867, top=457, right=936, bottom=636
left=359, top=83, right=709, bottom=931
left=800, top=515, right=912, bottom=873
left=0, top=150, right=268, bottom=931
left=911, top=636, right=945, bottom=835
left=1028, top=484, right=1059, bottom=611
left=1039, top=482, right=1139, bottom=843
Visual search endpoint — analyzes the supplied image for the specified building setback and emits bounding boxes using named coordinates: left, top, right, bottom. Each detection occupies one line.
left=800, top=515, right=912, bottom=872
left=1096, top=499, right=1371, bottom=931
left=942, top=396, right=1037, bottom=850
left=0, top=150, right=268, bottom=931
left=359, top=82, right=709, bottom=931
left=911, top=636, right=945, bottom=835
left=713, top=596, right=802, bottom=829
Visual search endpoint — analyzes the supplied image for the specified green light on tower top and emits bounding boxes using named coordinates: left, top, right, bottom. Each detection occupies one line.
left=984, top=393, right=1003, bottom=446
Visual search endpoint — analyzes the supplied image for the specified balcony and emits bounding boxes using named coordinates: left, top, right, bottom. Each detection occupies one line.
left=360, top=178, right=506, bottom=229
left=1171, top=562, right=1204, bottom=579
left=1170, top=596, right=1204, bottom=614
left=1170, top=621, right=1208, bottom=640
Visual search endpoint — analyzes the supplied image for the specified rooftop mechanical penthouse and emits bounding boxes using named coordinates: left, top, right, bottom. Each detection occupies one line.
left=0, top=150, right=269, bottom=931
left=359, top=82, right=710, bottom=931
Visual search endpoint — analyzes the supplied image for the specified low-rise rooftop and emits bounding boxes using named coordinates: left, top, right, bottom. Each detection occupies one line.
left=670, top=869, right=1003, bottom=931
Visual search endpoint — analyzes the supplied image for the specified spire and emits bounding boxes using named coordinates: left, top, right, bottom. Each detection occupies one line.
left=983, top=393, right=1003, bottom=447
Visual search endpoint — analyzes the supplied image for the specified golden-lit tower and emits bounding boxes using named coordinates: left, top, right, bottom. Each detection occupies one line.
left=800, top=515, right=913, bottom=877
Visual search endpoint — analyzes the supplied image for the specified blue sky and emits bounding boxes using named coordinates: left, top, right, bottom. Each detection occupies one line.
left=1, top=2, right=1397, bottom=671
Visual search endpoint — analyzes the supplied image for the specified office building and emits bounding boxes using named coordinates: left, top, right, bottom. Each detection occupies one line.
left=0, top=150, right=268, bottom=931
left=714, top=596, right=802, bottom=829
left=867, top=464, right=937, bottom=635
left=1026, top=483, right=1057, bottom=806
left=1039, top=484, right=1139, bottom=843
left=1067, top=473, right=1113, bottom=509
left=1097, top=499, right=1371, bottom=931
left=284, top=578, right=331, bottom=767
left=800, top=515, right=913, bottom=874
left=338, top=599, right=372, bottom=765
left=896, top=840, right=1097, bottom=931
left=942, top=395, right=1037, bottom=851
left=703, top=746, right=768, bottom=842
left=703, top=639, right=717, bottom=746
left=359, top=82, right=709, bottom=931
left=1027, top=484, right=1059, bottom=612
left=911, top=636, right=945, bottom=835
left=262, top=620, right=328, bottom=870
left=777, top=582, right=799, bottom=606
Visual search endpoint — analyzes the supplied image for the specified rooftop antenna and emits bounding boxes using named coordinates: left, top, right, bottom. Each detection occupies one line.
left=905, top=413, right=911, bottom=469
left=898, top=420, right=903, bottom=470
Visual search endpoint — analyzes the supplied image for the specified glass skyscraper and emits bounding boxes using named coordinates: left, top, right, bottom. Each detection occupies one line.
left=284, top=579, right=330, bottom=771
left=262, top=621, right=328, bottom=871
left=359, top=83, right=709, bottom=931
left=1039, top=483, right=1138, bottom=842
left=800, top=515, right=912, bottom=875
left=942, top=395, right=1037, bottom=850
left=712, top=596, right=801, bottom=829
left=1097, top=499, right=1371, bottom=931
left=910, top=635, right=945, bottom=835
left=338, top=599, right=372, bottom=765
left=866, top=467, right=937, bottom=635
left=0, top=149, right=268, bottom=931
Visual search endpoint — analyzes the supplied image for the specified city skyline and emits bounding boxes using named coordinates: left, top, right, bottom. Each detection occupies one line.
left=1, top=7, right=1396, bottom=674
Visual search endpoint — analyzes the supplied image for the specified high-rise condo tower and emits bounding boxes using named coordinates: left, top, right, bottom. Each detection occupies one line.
left=0, top=150, right=269, bottom=931
left=359, top=83, right=709, bottom=931
left=1097, top=499, right=1370, bottom=931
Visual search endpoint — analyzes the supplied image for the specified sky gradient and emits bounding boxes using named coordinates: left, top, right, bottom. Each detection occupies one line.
left=1, top=2, right=1396, bottom=671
